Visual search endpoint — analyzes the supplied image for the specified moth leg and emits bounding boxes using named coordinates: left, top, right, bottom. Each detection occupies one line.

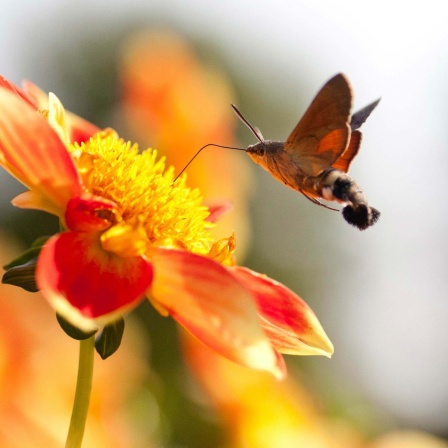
left=301, top=191, right=339, bottom=211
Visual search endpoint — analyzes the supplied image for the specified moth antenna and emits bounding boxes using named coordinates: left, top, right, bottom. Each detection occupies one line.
left=174, top=143, right=246, bottom=182
left=231, top=104, right=264, bottom=142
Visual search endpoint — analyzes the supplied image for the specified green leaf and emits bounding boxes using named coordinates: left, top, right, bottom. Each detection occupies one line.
left=3, top=236, right=51, bottom=270
left=56, top=313, right=97, bottom=340
left=95, top=318, right=125, bottom=360
left=2, top=236, right=53, bottom=293
left=2, top=258, right=38, bottom=292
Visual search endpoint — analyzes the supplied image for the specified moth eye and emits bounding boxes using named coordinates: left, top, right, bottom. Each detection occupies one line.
left=247, top=143, right=266, bottom=157
left=257, top=146, right=266, bottom=156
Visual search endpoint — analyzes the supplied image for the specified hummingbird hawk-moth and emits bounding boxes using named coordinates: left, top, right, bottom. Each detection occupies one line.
left=232, top=73, right=380, bottom=230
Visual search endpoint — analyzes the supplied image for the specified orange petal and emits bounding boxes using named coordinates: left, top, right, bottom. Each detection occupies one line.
left=36, top=232, right=153, bottom=331
left=151, top=248, right=286, bottom=379
left=0, top=88, right=82, bottom=211
left=231, top=267, right=334, bottom=357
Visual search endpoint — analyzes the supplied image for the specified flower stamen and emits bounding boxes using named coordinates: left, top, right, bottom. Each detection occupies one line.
left=70, top=131, right=214, bottom=258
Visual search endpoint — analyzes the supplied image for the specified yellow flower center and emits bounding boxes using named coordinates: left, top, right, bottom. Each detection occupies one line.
left=70, top=130, right=215, bottom=258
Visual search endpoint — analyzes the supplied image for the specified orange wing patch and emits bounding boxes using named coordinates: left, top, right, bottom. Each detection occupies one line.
left=332, top=130, right=361, bottom=173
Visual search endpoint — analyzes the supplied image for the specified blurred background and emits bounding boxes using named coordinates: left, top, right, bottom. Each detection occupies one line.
left=1, top=1, right=448, bottom=447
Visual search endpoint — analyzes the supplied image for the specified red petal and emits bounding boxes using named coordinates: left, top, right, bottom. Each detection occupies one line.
left=65, top=192, right=119, bottom=232
left=0, top=88, right=82, bottom=209
left=231, top=267, right=334, bottom=357
left=151, top=248, right=285, bottom=378
left=36, top=232, right=153, bottom=330
left=205, top=199, right=233, bottom=223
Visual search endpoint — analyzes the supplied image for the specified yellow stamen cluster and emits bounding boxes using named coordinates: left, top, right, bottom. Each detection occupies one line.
left=70, top=130, right=214, bottom=256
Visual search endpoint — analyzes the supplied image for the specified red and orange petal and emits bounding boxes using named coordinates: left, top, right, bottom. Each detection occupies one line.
left=151, top=248, right=286, bottom=379
left=231, top=267, right=334, bottom=357
left=36, top=231, right=153, bottom=331
left=0, top=88, right=82, bottom=212
left=0, top=75, right=38, bottom=109
left=0, top=76, right=98, bottom=145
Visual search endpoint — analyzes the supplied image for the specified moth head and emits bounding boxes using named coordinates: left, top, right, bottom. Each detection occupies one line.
left=246, top=142, right=267, bottom=159
left=246, top=141, right=285, bottom=171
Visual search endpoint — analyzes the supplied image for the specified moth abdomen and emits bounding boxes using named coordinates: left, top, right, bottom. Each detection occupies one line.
left=321, top=169, right=380, bottom=230
left=342, top=204, right=380, bottom=230
left=332, top=177, right=354, bottom=202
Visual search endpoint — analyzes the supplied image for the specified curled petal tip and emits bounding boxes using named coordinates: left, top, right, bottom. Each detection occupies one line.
left=306, top=329, right=334, bottom=358
left=275, top=308, right=334, bottom=358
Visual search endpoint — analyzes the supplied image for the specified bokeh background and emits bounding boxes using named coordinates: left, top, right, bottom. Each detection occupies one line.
left=1, top=1, right=448, bottom=446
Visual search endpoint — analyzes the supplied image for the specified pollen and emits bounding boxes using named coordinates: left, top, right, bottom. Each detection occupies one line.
left=70, top=130, right=214, bottom=256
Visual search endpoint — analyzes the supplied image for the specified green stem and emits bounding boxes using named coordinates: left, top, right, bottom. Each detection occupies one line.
left=65, top=336, right=95, bottom=448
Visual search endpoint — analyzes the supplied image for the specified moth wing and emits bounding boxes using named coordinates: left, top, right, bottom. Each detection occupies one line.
left=284, top=73, right=352, bottom=176
left=332, top=130, right=362, bottom=173
left=350, top=98, right=380, bottom=131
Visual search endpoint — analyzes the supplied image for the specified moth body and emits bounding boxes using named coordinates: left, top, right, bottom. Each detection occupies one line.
left=247, top=138, right=379, bottom=229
